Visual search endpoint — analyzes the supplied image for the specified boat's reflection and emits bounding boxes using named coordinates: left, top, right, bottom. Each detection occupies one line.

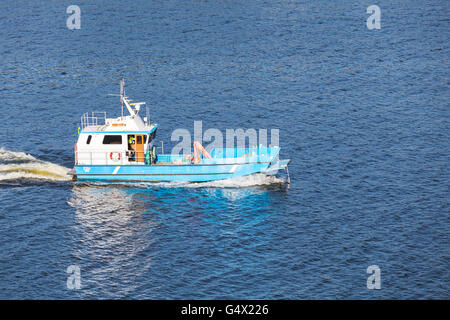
left=70, top=182, right=287, bottom=225
left=67, top=184, right=156, bottom=296
left=67, top=182, right=288, bottom=296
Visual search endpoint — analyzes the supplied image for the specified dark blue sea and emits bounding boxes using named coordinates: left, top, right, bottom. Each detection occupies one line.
left=0, top=0, right=448, bottom=299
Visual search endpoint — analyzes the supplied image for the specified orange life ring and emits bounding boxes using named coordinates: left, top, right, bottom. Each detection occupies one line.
left=110, top=152, right=121, bottom=161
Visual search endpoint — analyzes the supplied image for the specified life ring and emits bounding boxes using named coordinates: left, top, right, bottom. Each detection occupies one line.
left=110, top=152, right=121, bottom=161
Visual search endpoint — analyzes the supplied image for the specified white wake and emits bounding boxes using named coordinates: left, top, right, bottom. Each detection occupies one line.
left=0, top=147, right=71, bottom=182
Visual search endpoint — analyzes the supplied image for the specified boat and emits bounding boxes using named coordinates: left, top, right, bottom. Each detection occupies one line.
left=70, top=80, right=290, bottom=183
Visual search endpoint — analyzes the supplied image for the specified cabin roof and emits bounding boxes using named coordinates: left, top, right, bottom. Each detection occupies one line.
left=81, top=123, right=158, bottom=134
left=80, top=112, right=158, bottom=134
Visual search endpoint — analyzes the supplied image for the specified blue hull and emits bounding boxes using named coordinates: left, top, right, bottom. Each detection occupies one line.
left=75, top=162, right=272, bottom=182
left=74, top=147, right=290, bottom=182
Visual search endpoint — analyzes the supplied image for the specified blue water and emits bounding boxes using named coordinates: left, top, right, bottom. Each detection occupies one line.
left=0, top=0, right=449, bottom=299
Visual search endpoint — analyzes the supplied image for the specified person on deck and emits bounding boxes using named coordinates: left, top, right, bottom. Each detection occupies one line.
left=128, top=136, right=136, bottom=161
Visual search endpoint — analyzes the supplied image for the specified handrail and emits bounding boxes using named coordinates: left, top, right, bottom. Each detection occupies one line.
left=75, top=150, right=149, bottom=165
left=80, top=112, right=107, bottom=130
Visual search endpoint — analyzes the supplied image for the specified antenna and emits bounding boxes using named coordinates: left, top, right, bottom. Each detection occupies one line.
left=107, top=79, right=126, bottom=119
left=120, top=78, right=124, bottom=119
left=107, top=79, right=144, bottom=117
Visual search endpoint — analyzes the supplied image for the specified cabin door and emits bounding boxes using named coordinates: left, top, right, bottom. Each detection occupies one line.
left=135, top=134, right=145, bottom=162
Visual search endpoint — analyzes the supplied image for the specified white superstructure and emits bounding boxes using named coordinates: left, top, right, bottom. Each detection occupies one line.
left=75, top=79, right=158, bottom=166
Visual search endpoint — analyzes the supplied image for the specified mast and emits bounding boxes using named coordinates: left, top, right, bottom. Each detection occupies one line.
left=109, top=79, right=145, bottom=117
left=119, top=79, right=137, bottom=116
left=120, top=78, right=124, bottom=119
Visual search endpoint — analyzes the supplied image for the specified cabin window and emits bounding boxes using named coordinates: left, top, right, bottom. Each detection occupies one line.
left=102, top=135, right=122, bottom=145
left=86, top=135, right=92, bottom=145
left=143, top=135, right=147, bottom=144
left=137, top=135, right=143, bottom=144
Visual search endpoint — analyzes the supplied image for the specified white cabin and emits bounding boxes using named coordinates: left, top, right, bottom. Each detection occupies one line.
left=75, top=80, right=158, bottom=166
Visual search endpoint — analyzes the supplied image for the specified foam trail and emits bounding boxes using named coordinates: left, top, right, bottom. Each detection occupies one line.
left=0, top=148, right=36, bottom=163
left=188, top=173, right=287, bottom=188
left=0, top=147, right=71, bottom=182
